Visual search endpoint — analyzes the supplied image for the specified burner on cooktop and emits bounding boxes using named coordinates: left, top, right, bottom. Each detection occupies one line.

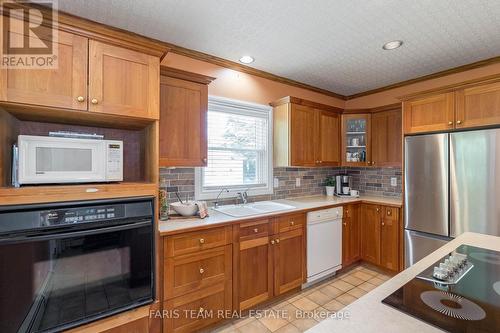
left=494, top=281, right=500, bottom=296
left=420, top=291, right=486, bottom=321
left=469, top=251, right=500, bottom=265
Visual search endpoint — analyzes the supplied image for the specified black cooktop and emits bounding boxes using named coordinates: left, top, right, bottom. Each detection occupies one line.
left=382, top=245, right=500, bottom=333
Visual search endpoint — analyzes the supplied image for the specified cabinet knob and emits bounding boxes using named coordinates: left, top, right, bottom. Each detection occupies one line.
left=387, top=210, right=392, bottom=216
left=457, top=120, right=462, bottom=125
left=202, top=157, right=207, bottom=163
left=381, top=222, right=385, bottom=226
left=376, top=208, right=380, bottom=212
left=271, top=240, right=275, bottom=245
left=315, top=160, right=320, bottom=164
left=253, top=228, right=259, bottom=233
left=290, top=221, right=295, bottom=226
left=91, top=98, right=98, bottom=105
left=199, top=268, right=204, bottom=274
left=319, top=161, right=323, bottom=163
left=76, top=96, right=85, bottom=102
left=199, top=238, right=205, bottom=244
left=343, top=222, right=347, bottom=226
left=276, top=238, right=280, bottom=244
left=448, top=121, right=453, bottom=125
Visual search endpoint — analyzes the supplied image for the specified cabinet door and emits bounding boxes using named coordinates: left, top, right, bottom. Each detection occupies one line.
left=347, top=205, right=361, bottom=265
left=159, top=76, right=207, bottom=166
left=341, top=114, right=371, bottom=166
left=0, top=24, right=88, bottom=110
left=456, top=81, right=500, bottom=129
left=274, top=228, right=305, bottom=295
left=360, top=204, right=381, bottom=265
left=88, top=40, right=159, bottom=119
left=403, top=93, right=454, bottom=134
left=318, top=110, right=341, bottom=166
left=372, top=109, right=402, bottom=167
left=290, top=104, right=318, bottom=166
left=234, top=235, right=273, bottom=310
left=380, top=207, right=400, bottom=271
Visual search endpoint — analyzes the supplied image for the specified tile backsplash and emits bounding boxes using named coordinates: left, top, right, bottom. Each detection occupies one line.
left=160, top=166, right=402, bottom=205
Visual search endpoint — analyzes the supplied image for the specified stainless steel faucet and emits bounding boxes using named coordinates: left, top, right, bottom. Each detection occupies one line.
left=236, top=189, right=249, bottom=205
left=214, top=188, right=229, bottom=208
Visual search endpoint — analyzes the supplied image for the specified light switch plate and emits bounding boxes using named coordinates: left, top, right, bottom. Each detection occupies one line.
left=295, top=178, right=301, bottom=187
left=391, top=177, right=397, bottom=187
left=274, top=177, right=279, bottom=188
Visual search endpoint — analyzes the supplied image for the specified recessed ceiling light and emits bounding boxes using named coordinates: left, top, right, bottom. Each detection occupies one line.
left=239, top=55, right=255, bottom=64
left=382, top=40, right=403, bottom=50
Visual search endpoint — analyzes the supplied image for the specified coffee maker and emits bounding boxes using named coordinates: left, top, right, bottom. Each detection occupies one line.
left=335, top=175, right=351, bottom=196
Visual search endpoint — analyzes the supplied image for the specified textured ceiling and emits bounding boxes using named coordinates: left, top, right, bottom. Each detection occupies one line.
left=57, top=0, right=500, bottom=96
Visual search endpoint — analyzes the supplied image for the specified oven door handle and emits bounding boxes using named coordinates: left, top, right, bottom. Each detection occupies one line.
left=0, top=219, right=152, bottom=244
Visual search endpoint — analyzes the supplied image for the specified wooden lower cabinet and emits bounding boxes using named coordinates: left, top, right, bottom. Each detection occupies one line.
left=233, top=232, right=274, bottom=310
left=100, top=318, right=149, bottom=333
left=163, top=282, right=231, bottom=333
left=233, top=215, right=306, bottom=310
left=360, top=204, right=401, bottom=271
left=342, top=204, right=361, bottom=266
left=274, top=228, right=305, bottom=296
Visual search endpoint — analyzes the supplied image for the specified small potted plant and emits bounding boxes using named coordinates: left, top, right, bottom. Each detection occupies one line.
left=325, top=176, right=336, bottom=196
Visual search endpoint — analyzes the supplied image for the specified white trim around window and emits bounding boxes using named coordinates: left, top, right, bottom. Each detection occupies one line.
left=195, top=96, right=273, bottom=200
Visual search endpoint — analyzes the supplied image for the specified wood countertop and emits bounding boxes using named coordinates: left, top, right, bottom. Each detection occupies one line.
left=159, top=195, right=402, bottom=236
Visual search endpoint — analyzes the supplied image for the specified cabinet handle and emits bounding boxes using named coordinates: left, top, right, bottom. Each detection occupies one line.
left=290, top=221, right=295, bottom=226
left=457, top=120, right=462, bottom=125
left=76, top=96, right=85, bottom=102
left=448, top=121, right=453, bottom=125
left=199, top=268, right=204, bottom=274
left=199, top=238, right=205, bottom=244
left=271, top=240, right=275, bottom=245
left=91, top=98, right=98, bottom=105
left=253, top=228, right=259, bottom=233
left=276, top=239, right=280, bottom=244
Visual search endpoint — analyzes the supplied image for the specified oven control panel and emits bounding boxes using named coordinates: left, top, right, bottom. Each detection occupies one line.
left=40, top=205, right=125, bottom=226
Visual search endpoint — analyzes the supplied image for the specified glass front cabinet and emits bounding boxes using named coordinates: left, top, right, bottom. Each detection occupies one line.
left=341, top=113, right=371, bottom=166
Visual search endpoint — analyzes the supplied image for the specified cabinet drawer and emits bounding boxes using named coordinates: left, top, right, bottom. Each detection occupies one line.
left=164, top=245, right=232, bottom=300
left=383, top=207, right=399, bottom=221
left=164, top=226, right=232, bottom=257
left=276, top=213, right=305, bottom=233
left=163, top=283, right=231, bottom=333
left=238, top=219, right=270, bottom=240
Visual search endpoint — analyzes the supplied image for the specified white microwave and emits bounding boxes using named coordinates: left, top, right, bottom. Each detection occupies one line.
left=13, top=135, right=123, bottom=185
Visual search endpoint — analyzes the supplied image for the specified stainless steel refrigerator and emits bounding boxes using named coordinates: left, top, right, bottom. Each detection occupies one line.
left=404, top=128, right=500, bottom=267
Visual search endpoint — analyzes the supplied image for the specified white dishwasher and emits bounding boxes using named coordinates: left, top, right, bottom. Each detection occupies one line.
left=305, top=206, right=343, bottom=286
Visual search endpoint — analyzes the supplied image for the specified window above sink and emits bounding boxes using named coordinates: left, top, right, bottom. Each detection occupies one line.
left=195, top=96, right=274, bottom=200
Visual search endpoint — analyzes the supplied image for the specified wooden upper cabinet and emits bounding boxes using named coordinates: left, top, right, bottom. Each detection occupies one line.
left=273, top=228, right=305, bottom=295
left=341, top=113, right=371, bottom=166
left=371, top=109, right=402, bottom=167
left=360, top=204, right=381, bottom=265
left=0, top=24, right=88, bottom=110
left=272, top=96, right=342, bottom=167
left=403, top=92, right=455, bottom=134
left=317, top=111, right=341, bottom=166
left=159, top=67, right=214, bottom=167
left=455, top=81, right=500, bottom=129
left=88, top=40, right=159, bottom=119
left=290, top=104, right=318, bottom=166
left=380, top=207, right=400, bottom=271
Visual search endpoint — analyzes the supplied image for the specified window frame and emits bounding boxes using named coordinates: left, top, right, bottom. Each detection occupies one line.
left=195, top=95, right=273, bottom=200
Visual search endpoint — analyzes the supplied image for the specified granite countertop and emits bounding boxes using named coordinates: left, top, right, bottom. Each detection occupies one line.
left=306, top=232, right=500, bottom=333
left=158, top=195, right=402, bottom=235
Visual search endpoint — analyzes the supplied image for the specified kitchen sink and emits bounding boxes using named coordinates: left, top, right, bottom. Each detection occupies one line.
left=213, top=201, right=295, bottom=217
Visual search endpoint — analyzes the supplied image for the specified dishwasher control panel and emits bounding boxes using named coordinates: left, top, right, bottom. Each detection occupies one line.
left=307, top=206, right=343, bottom=222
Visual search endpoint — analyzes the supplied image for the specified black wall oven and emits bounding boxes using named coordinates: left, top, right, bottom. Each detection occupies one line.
left=0, top=197, right=155, bottom=333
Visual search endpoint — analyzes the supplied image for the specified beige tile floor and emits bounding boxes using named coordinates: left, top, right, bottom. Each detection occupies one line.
left=207, top=264, right=394, bottom=333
